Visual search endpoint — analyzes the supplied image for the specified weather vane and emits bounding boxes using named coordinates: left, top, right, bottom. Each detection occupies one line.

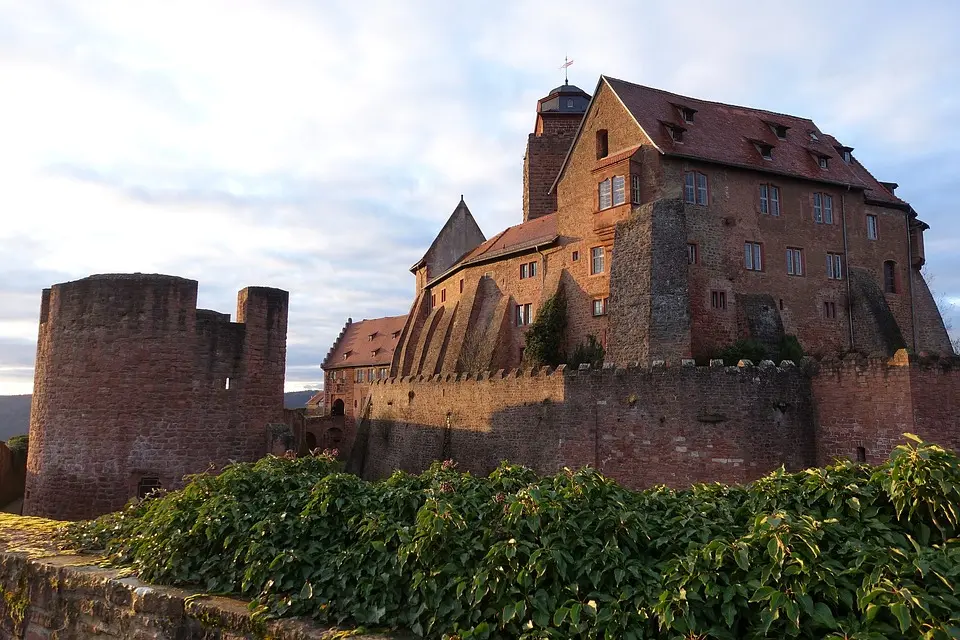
left=559, top=56, right=574, bottom=85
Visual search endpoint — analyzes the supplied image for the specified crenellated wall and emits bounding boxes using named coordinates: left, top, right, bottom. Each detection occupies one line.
left=24, top=274, right=288, bottom=521
left=351, top=359, right=816, bottom=489
left=352, top=350, right=960, bottom=489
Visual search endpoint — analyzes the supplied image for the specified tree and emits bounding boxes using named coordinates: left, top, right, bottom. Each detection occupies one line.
left=523, top=290, right=567, bottom=368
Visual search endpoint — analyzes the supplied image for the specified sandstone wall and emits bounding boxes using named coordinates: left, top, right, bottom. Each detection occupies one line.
left=24, top=274, right=288, bottom=521
left=353, top=361, right=816, bottom=489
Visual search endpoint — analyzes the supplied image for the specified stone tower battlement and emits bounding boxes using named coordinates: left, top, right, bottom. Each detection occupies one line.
left=24, top=273, right=289, bottom=521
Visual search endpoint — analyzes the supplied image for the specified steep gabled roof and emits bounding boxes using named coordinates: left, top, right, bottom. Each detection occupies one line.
left=321, top=314, right=408, bottom=370
left=410, top=197, right=486, bottom=276
left=552, top=76, right=906, bottom=207
left=425, top=213, right=559, bottom=287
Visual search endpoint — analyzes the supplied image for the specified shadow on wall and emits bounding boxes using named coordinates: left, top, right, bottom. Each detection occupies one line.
left=0, top=438, right=27, bottom=512
left=348, top=365, right=817, bottom=490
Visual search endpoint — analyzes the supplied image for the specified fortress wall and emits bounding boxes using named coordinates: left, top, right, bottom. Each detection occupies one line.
left=355, top=361, right=815, bottom=489
left=812, top=351, right=960, bottom=466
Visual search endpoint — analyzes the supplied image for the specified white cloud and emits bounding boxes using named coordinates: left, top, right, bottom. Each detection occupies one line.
left=0, top=0, right=959, bottom=394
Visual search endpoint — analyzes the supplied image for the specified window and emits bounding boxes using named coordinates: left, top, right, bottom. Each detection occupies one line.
left=684, top=171, right=708, bottom=205
left=773, top=124, right=788, bottom=140
left=843, top=150, right=852, bottom=163
left=367, top=369, right=374, bottom=382
left=566, top=98, right=574, bottom=109
left=884, top=261, right=897, bottom=293
left=786, top=248, right=804, bottom=276
left=520, top=261, right=538, bottom=279
left=612, top=175, right=626, bottom=205
left=224, top=377, right=230, bottom=390
left=679, top=106, right=696, bottom=123
left=813, top=193, right=834, bottom=224
left=757, top=143, right=773, bottom=160
left=440, top=288, right=446, bottom=303
left=687, top=243, right=698, bottom=265
left=596, top=129, right=608, bottom=159
left=670, top=126, right=684, bottom=142
left=516, top=303, right=532, bottom=326
left=760, top=184, right=780, bottom=215
left=137, top=476, right=162, bottom=500
left=591, top=246, right=605, bottom=274
left=379, top=367, right=388, bottom=379
left=818, top=156, right=829, bottom=169
left=824, top=301, right=837, bottom=319
left=459, top=279, right=464, bottom=293
left=826, top=252, right=843, bottom=280
left=631, top=174, right=641, bottom=204
left=711, top=290, right=727, bottom=310
left=520, top=263, right=528, bottom=279
left=856, top=446, right=866, bottom=463
left=867, top=215, right=878, bottom=240
left=572, top=250, right=579, bottom=262
left=592, top=297, right=608, bottom=316
left=529, top=261, right=537, bottom=277
left=598, top=178, right=612, bottom=210
left=355, top=369, right=363, bottom=383
left=744, top=242, right=763, bottom=271
left=430, top=293, right=436, bottom=308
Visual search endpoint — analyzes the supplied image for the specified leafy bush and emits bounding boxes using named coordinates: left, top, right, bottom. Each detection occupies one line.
left=5, top=434, right=27, bottom=461
left=569, top=335, right=605, bottom=369
left=523, top=290, right=567, bottom=368
left=714, top=338, right=769, bottom=366
left=61, top=437, right=960, bottom=639
left=714, top=335, right=805, bottom=366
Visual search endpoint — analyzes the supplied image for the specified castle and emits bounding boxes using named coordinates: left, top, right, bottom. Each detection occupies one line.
left=23, top=274, right=289, bottom=521
left=325, top=75, right=957, bottom=485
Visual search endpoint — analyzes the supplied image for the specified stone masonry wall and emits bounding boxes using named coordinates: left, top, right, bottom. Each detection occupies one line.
left=353, top=361, right=816, bottom=490
left=811, top=350, right=960, bottom=466
left=0, top=515, right=388, bottom=640
left=24, top=274, right=288, bottom=521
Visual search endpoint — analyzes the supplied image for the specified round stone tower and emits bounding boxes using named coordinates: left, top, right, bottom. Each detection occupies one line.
left=523, top=81, right=591, bottom=222
left=24, top=273, right=289, bottom=520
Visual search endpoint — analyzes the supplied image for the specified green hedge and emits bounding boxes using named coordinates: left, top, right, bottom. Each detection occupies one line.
left=63, top=436, right=960, bottom=639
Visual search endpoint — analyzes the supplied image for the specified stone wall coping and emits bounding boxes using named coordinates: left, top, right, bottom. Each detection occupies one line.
left=372, top=350, right=960, bottom=388
left=0, top=514, right=394, bottom=639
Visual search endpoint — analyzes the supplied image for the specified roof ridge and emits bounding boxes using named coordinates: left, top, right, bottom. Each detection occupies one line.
left=602, top=75, right=818, bottom=125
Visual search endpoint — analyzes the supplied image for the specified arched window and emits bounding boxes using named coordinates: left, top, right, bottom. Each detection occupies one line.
left=883, top=261, right=897, bottom=293
left=331, top=398, right=345, bottom=416
left=596, top=129, right=608, bottom=159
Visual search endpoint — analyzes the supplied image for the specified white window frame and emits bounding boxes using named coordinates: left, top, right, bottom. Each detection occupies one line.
left=867, top=215, right=878, bottom=240
left=590, top=246, right=605, bottom=275
left=813, top=193, right=823, bottom=223
left=520, top=263, right=528, bottom=279
left=826, top=252, right=843, bottom=280
left=516, top=303, right=532, bottom=326
left=529, top=261, right=537, bottom=277
left=696, top=172, right=708, bottom=205
left=592, top=298, right=608, bottom=317
left=687, top=243, right=698, bottom=265
left=759, top=184, right=769, bottom=214
left=824, top=194, right=834, bottom=224
left=770, top=185, right=780, bottom=215
left=684, top=172, right=696, bottom=204
left=612, top=175, right=626, bottom=205
left=598, top=179, right=612, bottom=210
left=786, top=248, right=804, bottom=276
left=631, top=174, right=641, bottom=204
left=744, top=242, right=763, bottom=271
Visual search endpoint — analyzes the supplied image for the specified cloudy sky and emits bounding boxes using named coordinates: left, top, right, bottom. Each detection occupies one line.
left=1, top=0, right=958, bottom=395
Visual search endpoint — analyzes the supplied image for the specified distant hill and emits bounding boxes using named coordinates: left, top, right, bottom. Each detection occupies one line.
left=0, top=395, right=31, bottom=441
left=0, top=390, right=320, bottom=442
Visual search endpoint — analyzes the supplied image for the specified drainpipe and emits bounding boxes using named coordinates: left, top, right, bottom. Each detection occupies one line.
left=840, top=192, right=855, bottom=351
left=905, top=210, right=918, bottom=352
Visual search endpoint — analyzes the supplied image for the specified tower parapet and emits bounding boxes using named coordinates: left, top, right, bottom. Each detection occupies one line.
left=23, top=273, right=289, bottom=521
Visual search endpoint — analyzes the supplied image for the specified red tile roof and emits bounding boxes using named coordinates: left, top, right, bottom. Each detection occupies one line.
left=460, top=213, right=558, bottom=265
left=603, top=77, right=905, bottom=207
left=322, top=314, right=408, bottom=370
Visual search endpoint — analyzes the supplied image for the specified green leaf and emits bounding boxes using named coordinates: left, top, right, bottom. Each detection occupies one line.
left=299, top=581, right=312, bottom=600
left=814, top=602, right=837, bottom=629
left=890, top=603, right=910, bottom=633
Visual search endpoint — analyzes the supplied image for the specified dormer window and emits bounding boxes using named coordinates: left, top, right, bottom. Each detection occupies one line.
left=842, top=150, right=851, bottom=163
left=818, top=155, right=829, bottom=169
left=392, top=330, right=401, bottom=339
left=371, top=348, right=381, bottom=357
left=835, top=146, right=854, bottom=163
left=566, top=98, right=574, bottom=108
left=754, top=142, right=773, bottom=160
left=771, top=124, right=789, bottom=140
left=342, top=351, right=352, bottom=360
left=677, top=105, right=697, bottom=123
left=808, top=130, right=820, bottom=142
left=368, top=332, right=377, bottom=341
left=663, top=122, right=685, bottom=143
